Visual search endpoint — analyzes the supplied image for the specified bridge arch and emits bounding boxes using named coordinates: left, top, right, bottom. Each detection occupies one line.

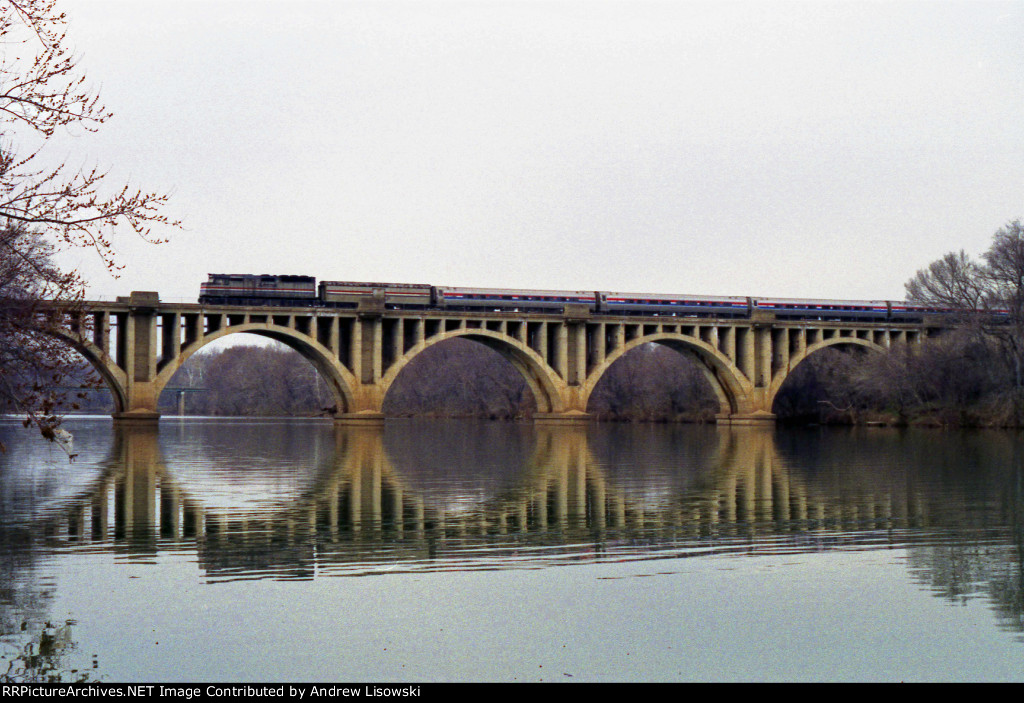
left=50, top=329, right=130, bottom=414
left=379, top=328, right=567, bottom=414
left=583, top=333, right=753, bottom=416
left=767, top=336, right=887, bottom=410
left=154, top=322, right=359, bottom=414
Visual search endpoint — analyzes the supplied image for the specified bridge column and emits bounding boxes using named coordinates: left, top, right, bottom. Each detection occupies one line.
left=721, top=326, right=736, bottom=362
left=555, top=322, right=568, bottom=379
left=593, top=322, right=606, bottom=367
left=566, top=320, right=587, bottom=386
left=92, top=311, right=111, bottom=355
left=112, top=292, right=162, bottom=425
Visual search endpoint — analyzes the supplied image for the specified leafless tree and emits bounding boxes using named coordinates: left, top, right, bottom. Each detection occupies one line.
left=588, top=343, right=719, bottom=422
left=905, top=250, right=988, bottom=318
left=384, top=339, right=533, bottom=419
left=905, top=220, right=1024, bottom=418
left=0, top=223, right=88, bottom=448
left=981, top=221, right=1024, bottom=400
left=0, top=0, right=177, bottom=447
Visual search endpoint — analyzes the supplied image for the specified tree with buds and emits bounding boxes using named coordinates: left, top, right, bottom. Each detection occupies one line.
left=0, top=0, right=177, bottom=449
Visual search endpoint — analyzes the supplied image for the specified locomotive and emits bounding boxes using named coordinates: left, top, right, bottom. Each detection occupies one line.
left=198, top=273, right=991, bottom=322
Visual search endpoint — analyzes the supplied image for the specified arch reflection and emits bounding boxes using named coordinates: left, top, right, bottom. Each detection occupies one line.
left=7, top=420, right=1023, bottom=645
left=16, top=424, right=1012, bottom=584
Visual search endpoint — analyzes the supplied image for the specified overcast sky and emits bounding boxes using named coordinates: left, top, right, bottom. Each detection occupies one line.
left=49, top=0, right=1024, bottom=302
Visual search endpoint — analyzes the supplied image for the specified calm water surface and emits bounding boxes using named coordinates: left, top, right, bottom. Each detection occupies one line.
left=1, top=417, right=1023, bottom=682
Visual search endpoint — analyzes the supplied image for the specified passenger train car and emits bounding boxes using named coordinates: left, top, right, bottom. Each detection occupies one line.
left=754, top=297, right=891, bottom=321
left=599, top=291, right=750, bottom=317
left=199, top=273, right=1003, bottom=322
left=319, top=281, right=433, bottom=308
left=435, top=286, right=596, bottom=312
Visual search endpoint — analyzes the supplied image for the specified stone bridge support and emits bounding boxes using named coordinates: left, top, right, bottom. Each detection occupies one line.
left=49, top=293, right=934, bottom=426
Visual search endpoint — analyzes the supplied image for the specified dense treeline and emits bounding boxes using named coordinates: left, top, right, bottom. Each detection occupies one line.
left=382, top=339, right=720, bottom=421
left=894, top=219, right=1024, bottom=426
left=382, top=339, right=531, bottom=419
left=587, top=344, right=720, bottom=421
left=774, top=332, right=1017, bottom=427
left=162, top=344, right=332, bottom=417
left=156, top=339, right=720, bottom=421
left=775, top=220, right=1024, bottom=428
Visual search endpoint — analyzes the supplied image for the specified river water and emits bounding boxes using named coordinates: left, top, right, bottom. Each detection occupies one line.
left=1, top=417, right=1022, bottom=682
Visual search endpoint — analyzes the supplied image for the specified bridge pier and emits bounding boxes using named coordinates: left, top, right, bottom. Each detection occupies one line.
left=533, top=411, right=592, bottom=425
left=115, top=377, right=163, bottom=425
left=716, top=386, right=777, bottom=424
left=335, top=411, right=386, bottom=426
left=108, top=292, right=165, bottom=425
left=716, top=411, right=777, bottom=425
left=113, top=410, right=162, bottom=425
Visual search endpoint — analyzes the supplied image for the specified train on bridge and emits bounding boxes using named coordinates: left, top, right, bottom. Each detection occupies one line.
left=198, top=273, right=992, bottom=322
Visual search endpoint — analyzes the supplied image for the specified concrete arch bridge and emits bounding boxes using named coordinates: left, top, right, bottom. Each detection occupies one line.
left=49, top=291, right=936, bottom=425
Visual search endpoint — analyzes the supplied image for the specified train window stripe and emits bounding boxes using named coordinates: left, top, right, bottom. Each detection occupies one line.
left=204, top=282, right=980, bottom=319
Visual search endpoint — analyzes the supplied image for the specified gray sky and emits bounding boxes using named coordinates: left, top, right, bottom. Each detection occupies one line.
left=51, top=0, right=1024, bottom=302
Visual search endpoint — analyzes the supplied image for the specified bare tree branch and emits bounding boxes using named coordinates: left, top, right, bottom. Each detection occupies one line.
left=0, top=0, right=177, bottom=449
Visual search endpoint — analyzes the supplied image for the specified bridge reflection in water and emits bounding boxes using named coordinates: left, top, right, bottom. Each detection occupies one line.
left=38, top=422, right=992, bottom=584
